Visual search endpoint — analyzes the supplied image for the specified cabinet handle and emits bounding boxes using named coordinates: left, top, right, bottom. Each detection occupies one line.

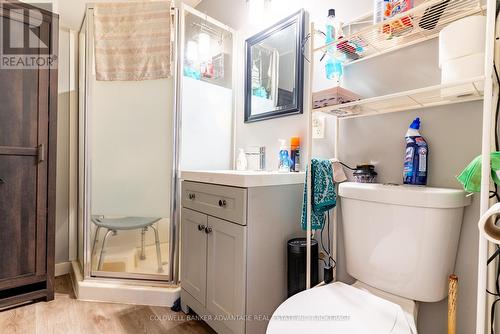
left=188, top=193, right=196, bottom=200
left=197, top=224, right=206, bottom=231
left=205, top=226, right=213, bottom=234
left=37, top=144, right=45, bottom=163
left=0, top=178, right=4, bottom=184
left=218, top=199, right=227, bottom=208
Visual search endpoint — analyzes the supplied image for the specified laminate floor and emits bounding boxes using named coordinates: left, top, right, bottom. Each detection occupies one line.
left=0, top=275, right=215, bottom=334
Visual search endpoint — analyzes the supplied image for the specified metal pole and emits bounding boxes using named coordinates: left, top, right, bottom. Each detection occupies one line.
left=333, top=116, right=339, bottom=280
left=306, top=22, right=315, bottom=289
left=476, top=0, right=496, bottom=332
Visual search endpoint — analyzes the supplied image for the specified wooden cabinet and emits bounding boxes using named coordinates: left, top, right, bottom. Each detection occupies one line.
left=0, top=1, right=58, bottom=307
left=180, top=180, right=303, bottom=334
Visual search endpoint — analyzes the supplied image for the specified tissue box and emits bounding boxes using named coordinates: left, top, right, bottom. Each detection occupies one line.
left=312, top=86, right=361, bottom=109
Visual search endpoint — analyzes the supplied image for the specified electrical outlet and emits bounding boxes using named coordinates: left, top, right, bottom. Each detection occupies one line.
left=312, top=117, right=325, bottom=139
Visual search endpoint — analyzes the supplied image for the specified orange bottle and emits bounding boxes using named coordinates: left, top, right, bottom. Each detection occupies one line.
left=290, top=137, right=301, bottom=172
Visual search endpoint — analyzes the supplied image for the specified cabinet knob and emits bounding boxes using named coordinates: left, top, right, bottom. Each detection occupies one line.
left=218, top=199, right=227, bottom=208
left=0, top=178, right=4, bottom=184
left=205, top=226, right=213, bottom=234
left=188, top=193, right=196, bottom=200
left=198, top=224, right=206, bottom=231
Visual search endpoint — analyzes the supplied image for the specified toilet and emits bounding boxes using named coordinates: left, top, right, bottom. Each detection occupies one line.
left=267, top=182, right=471, bottom=334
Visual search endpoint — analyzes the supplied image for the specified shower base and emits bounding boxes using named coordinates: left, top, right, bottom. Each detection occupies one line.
left=70, top=261, right=180, bottom=307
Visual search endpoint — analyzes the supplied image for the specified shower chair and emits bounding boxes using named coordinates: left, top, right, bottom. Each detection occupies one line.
left=91, top=216, right=164, bottom=273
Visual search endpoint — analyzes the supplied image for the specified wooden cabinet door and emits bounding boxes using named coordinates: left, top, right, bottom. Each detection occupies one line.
left=0, top=156, right=39, bottom=282
left=206, top=217, right=246, bottom=334
left=0, top=7, right=50, bottom=290
left=181, top=208, right=208, bottom=305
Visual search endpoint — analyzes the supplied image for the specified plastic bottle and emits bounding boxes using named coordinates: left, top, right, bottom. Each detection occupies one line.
left=403, top=118, right=428, bottom=185
left=373, top=0, right=415, bottom=24
left=278, top=139, right=291, bottom=173
left=325, top=9, right=344, bottom=83
left=236, top=148, right=248, bottom=171
left=290, top=137, right=301, bottom=172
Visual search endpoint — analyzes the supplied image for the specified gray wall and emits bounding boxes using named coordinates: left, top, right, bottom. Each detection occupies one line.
left=335, top=103, right=481, bottom=334
left=196, top=0, right=482, bottom=333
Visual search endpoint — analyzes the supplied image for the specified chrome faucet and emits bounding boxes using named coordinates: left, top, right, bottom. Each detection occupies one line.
left=246, top=146, right=266, bottom=171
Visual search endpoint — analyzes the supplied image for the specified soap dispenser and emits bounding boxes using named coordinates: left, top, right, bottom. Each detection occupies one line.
left=278, top=139, right=291, bottom=173
left=236, top=148, right=248, bottom=171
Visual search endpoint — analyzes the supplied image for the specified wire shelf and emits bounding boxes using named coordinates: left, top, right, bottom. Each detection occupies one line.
left=314, top=0, right=483, bottom=65
left=312, top=76, right=484, bottom=118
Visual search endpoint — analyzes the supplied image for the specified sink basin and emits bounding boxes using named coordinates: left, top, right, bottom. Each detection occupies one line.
left=180, top=170, right=305, bottom=187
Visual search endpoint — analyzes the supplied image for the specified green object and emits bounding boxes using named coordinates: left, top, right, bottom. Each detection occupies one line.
left=301, top=158, right=337, bottom=231
left=457, top=152, right=500, bottom=192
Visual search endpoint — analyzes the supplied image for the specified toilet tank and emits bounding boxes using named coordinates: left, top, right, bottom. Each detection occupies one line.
left=339, top=182, right=471, bottom=302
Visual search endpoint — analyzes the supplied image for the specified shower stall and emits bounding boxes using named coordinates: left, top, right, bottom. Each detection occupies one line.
left=75, top=3, right=235, bottom=303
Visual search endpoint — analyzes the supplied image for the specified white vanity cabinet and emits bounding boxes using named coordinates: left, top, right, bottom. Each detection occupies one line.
left=180, top=173, right=304, bottom=334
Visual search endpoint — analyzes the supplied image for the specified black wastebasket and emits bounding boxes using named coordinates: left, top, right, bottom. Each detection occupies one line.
left=287, top=238, right=319, bottom=297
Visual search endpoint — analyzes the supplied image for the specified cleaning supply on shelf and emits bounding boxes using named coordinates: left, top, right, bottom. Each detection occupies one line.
left=457, top=152, right=500, bottom=193
left=278, top=139, right=292, bottom=173
left=374, top=0, right=414, bottom=39
left=403, top=117, right=428, bottom=185
left=326, top=9, right=344, bottom=42
left=373, top=0, right=414, bottom=24
left=236, top=148, right=248, bottom=171
left=325, top=9, right=344, bottom=83
left=290, top=137, right=301, bottom=172
left=301, top=158, right=337, bottom=231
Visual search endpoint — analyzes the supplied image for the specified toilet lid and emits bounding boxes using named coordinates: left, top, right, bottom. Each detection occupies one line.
left=267, top=282, right=415, bottom=334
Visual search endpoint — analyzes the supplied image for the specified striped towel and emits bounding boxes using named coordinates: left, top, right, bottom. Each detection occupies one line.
left=301, top=158, right=336, bottom=231
left=93, top=2, right=172, bottom=81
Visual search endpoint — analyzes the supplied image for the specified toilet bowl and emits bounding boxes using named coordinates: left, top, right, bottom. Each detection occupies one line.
left=267, top=281, right=416, bottom=334
left=267, top=183, right=471, bottom=334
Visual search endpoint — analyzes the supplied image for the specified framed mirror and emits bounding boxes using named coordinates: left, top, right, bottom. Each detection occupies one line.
left=244, top=9, right=305, bottom=123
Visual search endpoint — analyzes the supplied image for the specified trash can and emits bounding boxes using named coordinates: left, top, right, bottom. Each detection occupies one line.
left=287, top=238, right=319, bottom=297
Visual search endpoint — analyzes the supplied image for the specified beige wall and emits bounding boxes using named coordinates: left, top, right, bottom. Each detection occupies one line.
left=196, top=1, right=482, bottom=333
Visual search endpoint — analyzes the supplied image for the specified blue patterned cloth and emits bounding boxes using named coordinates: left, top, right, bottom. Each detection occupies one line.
left=301, top=158, right=337, bottom=231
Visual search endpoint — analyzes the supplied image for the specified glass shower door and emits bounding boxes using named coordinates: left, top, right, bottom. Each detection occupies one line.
left=80, top=6, right=175, bottom=281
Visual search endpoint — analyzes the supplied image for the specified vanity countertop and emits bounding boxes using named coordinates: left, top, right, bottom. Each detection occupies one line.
left=181, top=170, right=305, bottom=188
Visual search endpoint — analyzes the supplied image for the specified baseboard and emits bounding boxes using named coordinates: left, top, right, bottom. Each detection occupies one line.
left=55, top=261, right=72, bottom=277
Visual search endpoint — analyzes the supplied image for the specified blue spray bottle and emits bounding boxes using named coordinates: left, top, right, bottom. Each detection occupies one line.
left=325, top=9, right=344, bottom=82
left=403, top=118, right=428, bottom=185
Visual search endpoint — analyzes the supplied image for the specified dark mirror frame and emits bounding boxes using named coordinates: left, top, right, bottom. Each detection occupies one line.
left=244, top=9, right=305, bottom=123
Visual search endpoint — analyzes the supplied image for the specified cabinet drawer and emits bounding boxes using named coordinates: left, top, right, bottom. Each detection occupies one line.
left=182, top=181, right=247, bottom=226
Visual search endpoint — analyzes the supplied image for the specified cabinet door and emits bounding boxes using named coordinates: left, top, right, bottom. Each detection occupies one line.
left=0, top=156, right=39, bottom=283
left=206, top=217, right=246, bottom=334
left=181, top=208, right=208, bottom=305
left=0, top=11, right=50, bottom=289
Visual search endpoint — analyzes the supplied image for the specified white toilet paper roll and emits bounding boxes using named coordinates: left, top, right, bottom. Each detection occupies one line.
left=439, top=15, right=486, bottom=68
left=440, top=53, right=484, bottom=98
left=441, top=53, right=485, bottom=83
left=478, top=202, right=500, bottom=245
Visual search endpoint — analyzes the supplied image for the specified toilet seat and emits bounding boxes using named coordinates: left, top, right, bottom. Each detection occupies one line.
left=266, top=282, right=416, bottom=334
